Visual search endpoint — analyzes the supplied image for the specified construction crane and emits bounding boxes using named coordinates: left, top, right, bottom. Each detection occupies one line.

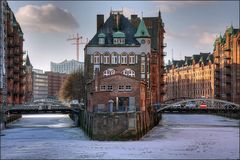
left=67, top=33, right=88, bottom=61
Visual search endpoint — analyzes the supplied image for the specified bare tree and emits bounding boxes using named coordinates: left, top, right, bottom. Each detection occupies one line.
left=59, top=69, right=85, bottom=102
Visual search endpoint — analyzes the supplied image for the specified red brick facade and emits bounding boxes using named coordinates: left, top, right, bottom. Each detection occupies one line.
left=45, top=71, right=68, bottom=99
left=85, top=11, right=165, bottom=112
left=4, top=3, right=25, bottom=105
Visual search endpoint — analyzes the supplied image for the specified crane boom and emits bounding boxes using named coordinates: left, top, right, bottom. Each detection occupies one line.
left=67, top=33, right=87, bottom=61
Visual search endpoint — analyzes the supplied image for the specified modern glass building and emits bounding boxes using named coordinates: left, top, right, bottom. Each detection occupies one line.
left=50, top=59, right=84, bottom=74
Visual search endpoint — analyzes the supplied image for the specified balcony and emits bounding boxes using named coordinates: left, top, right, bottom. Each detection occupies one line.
left=13, top=59, right=19, bottom=64
left=13, top=67, right=19, bottom=73
left=19, top=71, right=25, bottom=77
left=162, top=43, right=167, bottom=48
left=7, top=73, right=14, bottom=79
left=7, top=52, right=14, bottom=58
left=215, top=68, right=220, bottom=72
left=7, top=32, right=14, bottom=37
left=224, top=46, right=231, bottom=51
left=224, top=64, right=231, bottom=69
left=7, top=64, right=14, bottom=69
left=224, top=56, right=231, bottom=60
left=226, top=79, right=231, bottom=84
left=13, top=51, right=20, bottom=56
left=20, top=65, right=25, bottom=69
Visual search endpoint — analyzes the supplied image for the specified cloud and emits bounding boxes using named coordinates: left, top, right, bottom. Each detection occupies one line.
left=123, top=7, right=137, bottom=18
left=165, top=30, right=189, bottom=40
left=16, top=4, right=79, bottom=33
left=155, top=1, right=215, bottom=13
left=158, top=4, right=176, bottom=13
left=198, top=32, right=217, bottom=45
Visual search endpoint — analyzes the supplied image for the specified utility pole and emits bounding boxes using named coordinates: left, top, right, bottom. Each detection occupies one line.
left=67, top=33, right=88, bottom=61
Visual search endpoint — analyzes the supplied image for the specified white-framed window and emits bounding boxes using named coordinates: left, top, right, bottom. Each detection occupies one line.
left=111, top=53, right=118, bottom=64
left=125, top=85, right=132, bottom=91
left=141, top=64, right=145, bottom=73
left=99, top=38, right=105, bottom=44
left=121, top=53, right=127, bottom=64
left=100, top=85, right=106, bottom=91
left=103, top=69, right=115, bottom=76
left=113, top=38, right=125, bottom=44
left=94, top=53, right=100, bottom=64
left=141, top=56, right=145, bottom=63
left=107, top=85, right=113, bottom=91
left=122, top=68, right=135, bottom=77
left=103, top=53, right=110, bottom=64
left=118, top=85, right=124, bottom=91
left=129, top=53, right=135, bottom=64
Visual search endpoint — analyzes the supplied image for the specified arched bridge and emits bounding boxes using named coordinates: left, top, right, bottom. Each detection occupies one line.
left=158, top=98, right=240, bottom=114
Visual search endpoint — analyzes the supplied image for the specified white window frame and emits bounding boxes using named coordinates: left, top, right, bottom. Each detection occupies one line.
left=103, top=54, right=110, bottom=64
left=111, top=53, right=118, bottom=64
left=121, top=54, right=127, bottom=64
left=125, top=85, right=132, bottom=91
left=94, top=54, right=100, bottom=64
left=141, top=64, right=145, bottom=73
left=129, top=54, right=135, bottom=64
left=103, top=69, right=115, bottom=76
left=100, top=85, right=106, bottom=91
left=107, top=85, right=113, bottom=91
left=118, top=85, right=125, bottom=91
left=99, top=38, right=105, bottom=44
left=122, top=68, right=135, bottom=77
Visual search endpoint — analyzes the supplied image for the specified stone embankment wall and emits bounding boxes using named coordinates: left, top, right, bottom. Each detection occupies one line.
left=70, top=107, right=161, bottom=140
left=1, top=109, right=22, bottom=130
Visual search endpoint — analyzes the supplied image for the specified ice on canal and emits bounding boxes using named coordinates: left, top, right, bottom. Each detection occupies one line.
left=1, top=114, right=239, bottom=159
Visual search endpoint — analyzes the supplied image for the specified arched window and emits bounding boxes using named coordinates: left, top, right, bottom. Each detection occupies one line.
left=103, top=52, right=110, bottom=64
left=129, top=53, right=135, bottom=64
left=103, top=69, right=115, bottom=76
left=111, top=52, right=118, bottom=64
left=121, top=52, right=127, bottom=64
left=94, top=52, right=100, bottom=64
left=122, top=68, right=135, bottom=77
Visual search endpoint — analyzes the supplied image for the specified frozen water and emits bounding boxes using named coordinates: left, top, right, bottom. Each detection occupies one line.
left=1, top=114, right=239, bottom=159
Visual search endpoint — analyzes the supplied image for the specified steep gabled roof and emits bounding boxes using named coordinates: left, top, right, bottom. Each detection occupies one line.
left=25, top=54, right=32, bottom=67
left=87, top=14, right=140, bottom=46
left=134, top=19, right=150, bottom=38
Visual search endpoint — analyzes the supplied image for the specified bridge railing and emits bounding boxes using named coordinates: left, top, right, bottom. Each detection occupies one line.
left=158, top=98, right=240, bottom=112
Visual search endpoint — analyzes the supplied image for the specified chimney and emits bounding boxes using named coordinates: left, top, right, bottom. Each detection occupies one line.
left=97, top=14, right=104, bottom=32
left=131, top=15, right=138, bottom=22
left=130, top=14, right=138, bottom=27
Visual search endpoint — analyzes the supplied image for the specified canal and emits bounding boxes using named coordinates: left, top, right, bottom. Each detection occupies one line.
left=1, top=114, right=239, bottom=159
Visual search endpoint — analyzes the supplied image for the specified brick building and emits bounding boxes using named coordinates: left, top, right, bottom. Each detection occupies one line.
left=213, top=26, right=240, bottom=104
left=0, top=0, right=6, bottom=104
left=165, top=53, right=214, bottom=101
left=164, top=26, right=240, bottom=104
left=32, top=69, right=48, bottom=100
left=45, top=71, right=68, bottom=99
left=24, top=54, right=33, bottom=102
left=3, top=2, right=26, bottom=105
left=84, top=10, right=165, bottom=112
left=131, top=12, right=166, bottom=104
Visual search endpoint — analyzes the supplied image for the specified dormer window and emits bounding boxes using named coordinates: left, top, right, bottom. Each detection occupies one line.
left=113, top=31, right=125, bottom=45
left=98, top=33, right=106, bottom=45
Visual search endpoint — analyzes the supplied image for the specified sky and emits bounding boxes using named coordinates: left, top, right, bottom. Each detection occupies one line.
left=8, top=1, right=239, bottom=72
